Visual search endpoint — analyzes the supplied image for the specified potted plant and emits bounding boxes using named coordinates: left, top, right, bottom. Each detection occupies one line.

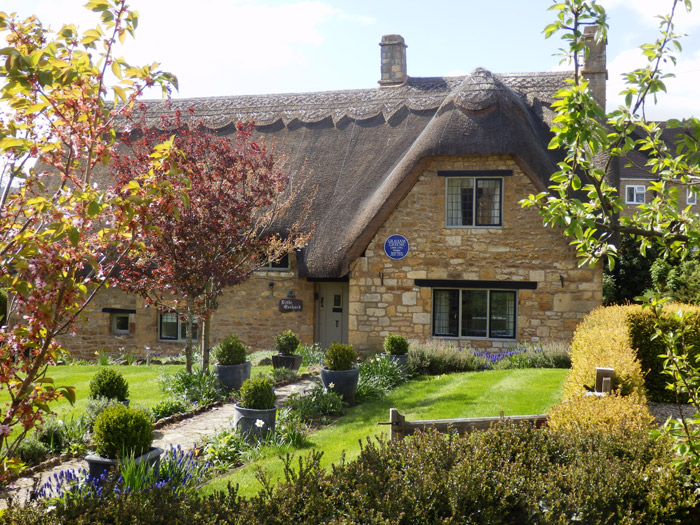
left=89, top=367, right=130, bottom=406
left=233, top=377, right=277, bottom=441
left=381, top=333, right=410, bottom=374
left=271, top=330, right=303, bottom=371
left=213, top=334, right=251, bottom=390
left=321, top=343, right=359, bottom=404
left=85, top=404, right=162, bottom=480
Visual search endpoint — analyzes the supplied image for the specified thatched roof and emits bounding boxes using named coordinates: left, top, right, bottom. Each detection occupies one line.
left=140, top=68, right=570, bottom=278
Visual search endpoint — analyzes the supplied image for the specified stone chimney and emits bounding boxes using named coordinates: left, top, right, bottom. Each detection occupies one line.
left=379, top=34, right=407, bottom=87
left=582, top=26, right=607, bottom=110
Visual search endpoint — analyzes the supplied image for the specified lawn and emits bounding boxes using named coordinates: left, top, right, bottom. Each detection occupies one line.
left=204, top=368, right=568, bottom=496
left=0, top=364, right=186, bottom=423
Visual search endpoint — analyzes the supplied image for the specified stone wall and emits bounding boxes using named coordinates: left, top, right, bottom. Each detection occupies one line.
left=347, top=155, right=602, bottom=353
left=59, top=258, right=315, bottom=360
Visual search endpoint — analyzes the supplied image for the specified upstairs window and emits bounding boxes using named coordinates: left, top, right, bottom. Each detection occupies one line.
left=625, top=185, right=646, bottom=204
left=446, top=177, right=503, bottom=227
left=260, top=253, right=290, bottom=271
left=687, top=188, right=697, bottom=206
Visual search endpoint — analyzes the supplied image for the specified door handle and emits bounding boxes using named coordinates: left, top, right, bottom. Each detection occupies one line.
left=336, top=320, right=339, bottom=328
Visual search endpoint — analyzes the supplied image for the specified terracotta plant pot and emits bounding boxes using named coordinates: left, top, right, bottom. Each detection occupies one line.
left=233, top=405, right=277, bottom=441
left=320, top=366, right=360, bottom=404
left=214, top=362, right=251, bottom=390
left=85, top=446, right=163, bottom=481
left=271, top=354, right=303, bottom=371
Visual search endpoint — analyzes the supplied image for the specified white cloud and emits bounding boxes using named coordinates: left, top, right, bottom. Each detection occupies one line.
left=600, top=0, right=699, bottom=30
left=607, top=47, right=700, bottom=120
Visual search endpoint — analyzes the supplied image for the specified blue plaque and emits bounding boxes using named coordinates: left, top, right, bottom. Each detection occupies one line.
left=384, top=234, right=409, bottom=260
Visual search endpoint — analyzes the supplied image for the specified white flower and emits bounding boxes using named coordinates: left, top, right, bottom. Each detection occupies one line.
left=328, top=382, right=335, bottom=389
left=255, top=419, right=265, bottom=428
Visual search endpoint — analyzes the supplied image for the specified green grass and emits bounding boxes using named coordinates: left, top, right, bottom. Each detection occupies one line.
left=0, top=364, right=186, bottom=423
left=0, top=360, right=300, bottom=427
left=203, top=368, right=567, bottom=496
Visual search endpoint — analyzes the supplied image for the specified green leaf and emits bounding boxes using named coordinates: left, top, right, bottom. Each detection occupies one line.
left=84, top=0, right=111, bottom=12
left=67, top=227, right=80, bottom=247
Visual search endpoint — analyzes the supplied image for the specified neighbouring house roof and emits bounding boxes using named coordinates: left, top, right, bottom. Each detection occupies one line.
left=620, top=124, right=692, bottom=181
left=139, top=68, right=571, bottom=278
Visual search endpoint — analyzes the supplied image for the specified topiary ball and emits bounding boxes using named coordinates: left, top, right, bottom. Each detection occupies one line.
left=92, top=404, right=153, bottom=459
left=89, top=368, right=129, bottom=401
left=273, top=330, right=301, bottom=355
left=238, top=377, right=276, bottom=410
left=213, top=334, right=247, bottom=365
left=324, top=343, right=358, bottom=371
left=383, top=333, right=409, bottom=356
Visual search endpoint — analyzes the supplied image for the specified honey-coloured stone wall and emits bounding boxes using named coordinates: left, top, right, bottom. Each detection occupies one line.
left=347, top=155, right=602, bottom=352
left=59, top=258, right=314, bottom=360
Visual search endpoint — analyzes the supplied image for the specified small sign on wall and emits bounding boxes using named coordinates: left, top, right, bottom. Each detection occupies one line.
left=279, top=298, right=303, bottom=313
left=384, top=234, right=409, bottom=260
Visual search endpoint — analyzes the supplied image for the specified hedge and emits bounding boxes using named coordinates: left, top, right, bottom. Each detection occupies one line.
left=627, top=303, right=700, bottom=403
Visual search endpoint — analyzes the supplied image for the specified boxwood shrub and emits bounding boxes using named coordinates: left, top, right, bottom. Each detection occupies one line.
left=88, top=368, right=129, bottom=401
left=92, top=405, right=153, bottom=459
left=627, top=303, right=700, bottom=402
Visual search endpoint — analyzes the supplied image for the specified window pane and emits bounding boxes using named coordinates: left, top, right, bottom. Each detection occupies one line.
left=270, top=253, right=290, bottom=268
left=626, top=185, right=644, bottom=204
left=490, top=291, right=516, bottom=338
left=446, top=178, right=474, bottom=226
left=462, top=290, right=488, bottom=337
left=113, top=314, right=129, bottom=333
left=475, top=179, right=501, bottom=225
left=160, top=313, right=178, bottom=340
left=179, top=320, right=198, bottom=340
left=433, top=290, right=459, bottom=336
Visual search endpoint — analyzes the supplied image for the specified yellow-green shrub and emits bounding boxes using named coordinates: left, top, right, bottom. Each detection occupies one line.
left=548, top=393, right=654, bottom=435
left=552, top=305, right=651, bottom=433
left=627, top=303, right=700, bottom=402
left=563, top=305, right=647, bottom=399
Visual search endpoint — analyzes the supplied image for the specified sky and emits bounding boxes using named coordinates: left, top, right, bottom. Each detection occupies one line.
left=10, top=0, right=700, bottom=121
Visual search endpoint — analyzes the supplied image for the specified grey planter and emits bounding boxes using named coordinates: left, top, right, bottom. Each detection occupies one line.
left=321, top=366, right=360, bottom=405
left=85, top=446, right=163, bottom=481
left=380, top=352, right=409, bottom=374
left=271, top=354, right=303, bottom=371
left=233, top=405, right=277, bottom=441
left=214, top=361, right=251, bottom=390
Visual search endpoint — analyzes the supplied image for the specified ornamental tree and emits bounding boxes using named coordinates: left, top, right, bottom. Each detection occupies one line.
left=524, top=0, right=699, bottom=265
left=111, top=109, right=310, bottom=373
left=0, top=1, right=177, bottom=481
left=523, top=0, right=700, bottom=463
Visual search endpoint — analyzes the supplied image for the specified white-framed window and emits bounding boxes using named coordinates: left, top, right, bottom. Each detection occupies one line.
left=432, top=288, right=516, bottom=339
left=159, top=312, right=198, bottom=341
left=260, top=253, right=290, bottom=271
left=111, top=314, right=130, bottom=335
left=625, top=185, right=646, bottom=204
left=446, top=177, right=503, bottom=227
left=687, top=188, right=697, bottom=206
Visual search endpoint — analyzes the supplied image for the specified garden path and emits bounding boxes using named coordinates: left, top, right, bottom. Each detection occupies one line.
left=0, top=376, right=318, bottom=508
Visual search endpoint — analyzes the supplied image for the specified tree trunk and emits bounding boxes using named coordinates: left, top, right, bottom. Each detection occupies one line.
left=201, top=316, right=211, bottom=373
left=200, top=280, right=214, bottom=373
left=185, top=296, right=194, bottom=373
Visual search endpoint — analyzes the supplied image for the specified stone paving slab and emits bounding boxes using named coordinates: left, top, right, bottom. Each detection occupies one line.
left=0, top=376, right=318, bottom=507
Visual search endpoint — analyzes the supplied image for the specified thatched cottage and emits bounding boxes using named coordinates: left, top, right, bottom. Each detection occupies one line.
left=65, top=33, right=607, bottom=358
